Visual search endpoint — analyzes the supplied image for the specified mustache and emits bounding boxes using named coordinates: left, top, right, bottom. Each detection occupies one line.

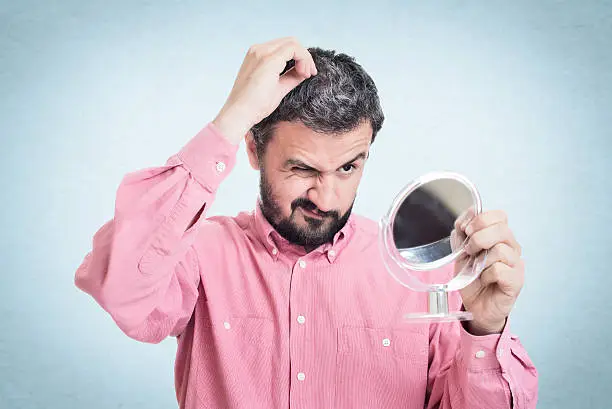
left=291, top=198, right=338, bottom=218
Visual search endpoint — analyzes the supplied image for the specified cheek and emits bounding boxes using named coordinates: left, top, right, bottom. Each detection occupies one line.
left=336, top=177, right=361, bottom=208
left=275, top=177, right=312, bottom=208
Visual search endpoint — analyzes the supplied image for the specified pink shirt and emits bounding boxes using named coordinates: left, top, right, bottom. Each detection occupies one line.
left=75, top=123, right=538, bottom=409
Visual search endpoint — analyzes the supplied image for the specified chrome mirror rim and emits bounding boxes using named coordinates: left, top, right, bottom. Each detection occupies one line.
left=381, top=171, right=483, bottom=272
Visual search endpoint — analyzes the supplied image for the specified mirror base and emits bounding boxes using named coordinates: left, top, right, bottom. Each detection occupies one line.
left=403, top=311, right=473, bottom=323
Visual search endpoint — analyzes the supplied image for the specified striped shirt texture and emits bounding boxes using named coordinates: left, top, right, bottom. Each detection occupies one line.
left=75, top=122, right=538, bottom=408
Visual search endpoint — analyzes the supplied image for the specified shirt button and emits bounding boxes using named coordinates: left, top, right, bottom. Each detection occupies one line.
left=298, top=259, right=307, bottom=269
left=382, top=338, right=391, bottom=347
left=328, top=249, right=336, bottom=257
left=297, top=372, right=306, bottom=381
left=215, top=161, right=226, bottom=173
left=297, top=315, right=306, bottom=324
left=475, top=350, right=486, bottom=359
left=223, top=321, right=231, bottom=330
left=272, top=248, right=278, bottom=255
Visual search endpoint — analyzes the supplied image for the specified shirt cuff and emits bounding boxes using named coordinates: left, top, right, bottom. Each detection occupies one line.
left=177, top=122, right=239, bottom=193
left=460, top=318, right=512, bottom=372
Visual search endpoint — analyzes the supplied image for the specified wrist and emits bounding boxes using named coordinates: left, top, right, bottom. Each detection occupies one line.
left=213, top=105, right=253, bottom=145
left=464, top=318, right=506, bottom=336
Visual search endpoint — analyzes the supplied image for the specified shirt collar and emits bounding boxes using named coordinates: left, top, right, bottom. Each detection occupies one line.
left=251, top=198, right=356, bottom=263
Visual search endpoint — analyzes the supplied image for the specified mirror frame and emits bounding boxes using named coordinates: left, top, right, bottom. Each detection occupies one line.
left=381, top=171, right=482, bottom=273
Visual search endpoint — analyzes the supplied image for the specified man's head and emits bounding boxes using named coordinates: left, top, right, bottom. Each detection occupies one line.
left=246, top=47, right=384, bottom=249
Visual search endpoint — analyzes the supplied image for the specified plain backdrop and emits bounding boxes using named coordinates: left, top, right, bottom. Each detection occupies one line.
left=1, top=1, right=611, bottom=408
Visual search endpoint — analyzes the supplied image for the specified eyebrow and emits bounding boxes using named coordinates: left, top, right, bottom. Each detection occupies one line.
left=284, top=152, right=368, bottom=171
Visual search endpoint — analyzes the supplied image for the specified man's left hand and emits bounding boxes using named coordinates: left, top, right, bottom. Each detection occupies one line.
left=452, top=209, right=525, bottom=336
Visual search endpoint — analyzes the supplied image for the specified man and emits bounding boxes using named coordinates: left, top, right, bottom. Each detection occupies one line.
left=75, top=37, right=538, bottom=408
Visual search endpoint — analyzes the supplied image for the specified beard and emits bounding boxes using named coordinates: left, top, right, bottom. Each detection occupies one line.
left=259, top=170, right=353, bottom=249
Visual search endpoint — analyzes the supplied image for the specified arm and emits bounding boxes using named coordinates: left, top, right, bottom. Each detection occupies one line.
left=75, top=123, right=238, bottom=343
left=422, top=208, right=538, bottom=407
left=75, top=37, right=317, bottom=343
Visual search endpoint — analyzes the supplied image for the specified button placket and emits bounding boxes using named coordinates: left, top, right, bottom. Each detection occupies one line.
left=290, top=258, right=310, bottom=394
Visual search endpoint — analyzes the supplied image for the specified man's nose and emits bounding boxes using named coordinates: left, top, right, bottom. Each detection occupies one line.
left=308, top=175, right=336, bottom=213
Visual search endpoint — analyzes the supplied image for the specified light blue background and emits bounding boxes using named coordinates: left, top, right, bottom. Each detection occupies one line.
left=1, top=1, right=610, bottom=408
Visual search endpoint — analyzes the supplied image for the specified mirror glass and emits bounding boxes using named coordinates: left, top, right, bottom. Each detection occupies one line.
left=392, top=178, right=475, bottom=266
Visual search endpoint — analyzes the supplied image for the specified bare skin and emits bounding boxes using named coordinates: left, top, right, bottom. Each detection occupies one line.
left=453, top=208, right=525, bottom=335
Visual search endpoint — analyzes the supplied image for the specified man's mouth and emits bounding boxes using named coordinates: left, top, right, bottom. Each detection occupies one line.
left=300, top=207, right=325, bottom=219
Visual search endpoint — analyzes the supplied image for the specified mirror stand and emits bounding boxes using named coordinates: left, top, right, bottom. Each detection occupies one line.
left=401, top=288, right=473, bottom=322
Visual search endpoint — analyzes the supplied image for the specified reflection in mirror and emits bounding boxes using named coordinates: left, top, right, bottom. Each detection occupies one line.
left=392, top=178, right=474, bottom=265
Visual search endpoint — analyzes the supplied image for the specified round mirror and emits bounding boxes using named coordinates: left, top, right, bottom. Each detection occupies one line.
left=379, top=171, right=488, bottom=321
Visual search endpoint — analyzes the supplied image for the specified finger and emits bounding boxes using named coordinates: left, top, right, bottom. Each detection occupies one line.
left=465, top=223, right=520, bottom=255
left=274, top=40, right=315, bottom=77
left=278, top=66, right=307, bottom=94
left=450, top=227, right=470, bottom=252
left=464, top=210, right=507, bottom=237
left=248, top=37, right=314, bottom=78
left=272, top=38, right=309, bottom=76
left=450, top=228, right=463, bottom=251
left=454, top=206, right=475, bottom=232
left=257, top=36, right=299, bottom=54
left=480, top=261, right=524, bottom=295
left=246, top=37, right=295, bottom=62
left=481, top=243, right=520, bottom=269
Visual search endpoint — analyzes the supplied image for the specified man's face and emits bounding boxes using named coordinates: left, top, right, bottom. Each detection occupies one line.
left=248, top=121, right=372, bottom=249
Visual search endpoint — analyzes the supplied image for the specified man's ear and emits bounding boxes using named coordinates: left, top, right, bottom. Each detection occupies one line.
left=245, top=131, right=260, bottom=170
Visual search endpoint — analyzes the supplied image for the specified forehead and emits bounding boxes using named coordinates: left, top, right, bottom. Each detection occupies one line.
left=267, top=121, right=372, bottom=169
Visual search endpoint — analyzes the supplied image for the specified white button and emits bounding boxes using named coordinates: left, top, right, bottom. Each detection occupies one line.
left=272, top=248, right=278, bottom=255
left=223, top=321, right=231, bottom=330
left=475, top=350, right=486, bottom=359
left=328, top=249, right=336, bottom=257
left=382, top=338, right=391, bottom=347
left=297, top=315, right=306, bottom=324
left=216, top=161, right=226, bottom=172
left=298, top=260, right=307, bottom=268
left=297, top=372, right=305, bottom=381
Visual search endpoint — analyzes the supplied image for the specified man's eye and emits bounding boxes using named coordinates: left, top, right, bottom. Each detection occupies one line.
left=339, top=164, right=356, bottom=174
left=293, top=167, right=315, bottom=175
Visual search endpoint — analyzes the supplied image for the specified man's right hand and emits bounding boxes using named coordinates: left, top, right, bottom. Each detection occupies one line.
left=213, top=37, right=317, bottom=145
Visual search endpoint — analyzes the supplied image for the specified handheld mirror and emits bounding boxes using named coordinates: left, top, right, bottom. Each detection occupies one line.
left=379, top=171, right=488, bottom=322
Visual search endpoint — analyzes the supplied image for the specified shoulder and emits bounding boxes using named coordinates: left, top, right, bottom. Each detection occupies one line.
left=200, top=210, right=254, bottom=237
left=193, top=210, right=254, bottom=253
left=351, top=213, right=379, bottom=237
left=348, top=213, right=380, bottom=252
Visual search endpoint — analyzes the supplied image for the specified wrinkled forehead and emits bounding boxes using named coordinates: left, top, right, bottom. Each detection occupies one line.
left=269, top=121, right=372, bottom=170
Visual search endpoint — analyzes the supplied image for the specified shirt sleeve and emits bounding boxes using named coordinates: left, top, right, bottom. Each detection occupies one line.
left=425, top=294, right=539, bottom=408
left=74, top=122, right=239, bottom=343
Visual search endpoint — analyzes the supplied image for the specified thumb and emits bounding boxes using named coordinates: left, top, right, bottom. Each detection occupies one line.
left=278, top=67, right=308, bottom=97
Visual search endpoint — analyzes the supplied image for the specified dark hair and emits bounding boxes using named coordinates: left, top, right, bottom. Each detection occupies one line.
left=251, top=47, right=385, bottom=158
